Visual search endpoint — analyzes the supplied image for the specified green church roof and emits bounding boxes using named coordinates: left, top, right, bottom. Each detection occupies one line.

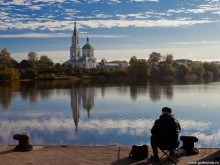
left=82, top=37, right=94, bottom=50
left=82, top=43, right=94, bottom=50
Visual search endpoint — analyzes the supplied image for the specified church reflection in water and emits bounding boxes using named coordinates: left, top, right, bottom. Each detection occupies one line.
left=70, top=86, right=95, bottom=131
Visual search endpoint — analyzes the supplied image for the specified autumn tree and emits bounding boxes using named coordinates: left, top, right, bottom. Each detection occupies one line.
left=0, top=64, right=19, bottom=80
left=163, top=54, right=174, bottom=64
left=28, top=52, right=38, bottom=61
left=0, top=48, right=13, bottom=61
left=0, top=48, right=18, bottom=67
left=148, top=52, right=162, bottom=65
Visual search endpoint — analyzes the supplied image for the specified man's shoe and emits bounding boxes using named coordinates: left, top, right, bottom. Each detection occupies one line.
left=150, top=154, right=159, bottom=161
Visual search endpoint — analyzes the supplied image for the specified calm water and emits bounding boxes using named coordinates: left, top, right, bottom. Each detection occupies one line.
left=0, top=79, right=220, bottom=147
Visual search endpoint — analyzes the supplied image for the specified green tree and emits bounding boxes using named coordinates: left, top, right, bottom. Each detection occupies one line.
left=148, top=52, right=162, bottom=65
left=38, top=55, right=54, bottom=68
left=55, top=63, right=61, bottom=68
left=0, top=64, right=19, bottom=80
left=163, top=54, right=174, bottom=64
left=176, top=64, right=190, bottom=77
left=39, top=55, right=53, bottom=63
left=149, top=66, right=159, bottom=77
left=129, top=56, right=138, bottom=65
left=203, top=71, right=213, bottom=78
left=137, top=59, right=150, bottom=78
left=158, top=64, right=175, bottom=76
left=203, top=62, right=219, bottom=76
left=21, top=68, right=38, bottom=79
left=129, top=56, right=138, bottom=76
left=128, top=57, right=150, bottom=78
left=191, top=63, right=204, bottom=77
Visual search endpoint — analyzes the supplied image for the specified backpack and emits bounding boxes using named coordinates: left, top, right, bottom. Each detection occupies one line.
left=129, top=145, right=148, bottom=160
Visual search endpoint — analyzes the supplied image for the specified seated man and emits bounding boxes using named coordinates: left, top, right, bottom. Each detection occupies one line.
left=150, top=107, right=181, bottom=161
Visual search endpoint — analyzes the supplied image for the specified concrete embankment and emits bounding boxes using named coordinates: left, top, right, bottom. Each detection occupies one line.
left=0, top=145, right=219, bottom=165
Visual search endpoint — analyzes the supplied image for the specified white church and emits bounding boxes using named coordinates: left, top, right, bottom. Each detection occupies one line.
left=64, top=22, right=97, bottom=69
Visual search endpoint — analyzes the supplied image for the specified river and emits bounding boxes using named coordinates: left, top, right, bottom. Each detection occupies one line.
left=0, top=78, right=219, bottom=147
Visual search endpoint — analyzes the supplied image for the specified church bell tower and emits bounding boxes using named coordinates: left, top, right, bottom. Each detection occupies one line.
left=70, top=22, right=81, bottom=67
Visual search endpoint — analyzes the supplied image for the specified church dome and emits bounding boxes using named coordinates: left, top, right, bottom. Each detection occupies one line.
left=82, top=43, right=94, bottom=50
left=82, top=37, right=94, bottom=50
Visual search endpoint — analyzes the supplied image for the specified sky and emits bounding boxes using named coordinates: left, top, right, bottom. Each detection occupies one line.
left=0, top=0, right=220, bottom=63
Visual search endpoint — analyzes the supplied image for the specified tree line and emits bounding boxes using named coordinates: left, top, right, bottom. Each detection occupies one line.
left=128, top=53, right=220, bottom=79
left=0, top=48, right=220, bottom=81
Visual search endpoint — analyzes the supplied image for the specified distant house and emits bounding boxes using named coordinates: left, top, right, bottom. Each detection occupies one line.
left=0, top=59, right=17, bottom=67
left=174, top=59, right=192, bottom=66
left=96, top=59, right=129, bottom=70
left=211, top=61, right=220, bottom=64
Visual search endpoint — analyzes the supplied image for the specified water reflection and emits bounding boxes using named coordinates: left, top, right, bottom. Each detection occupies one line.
left=0, top=79, right=220, bottom=147
left=0, top=82, right=18, bottom=110
left=71, top=87, right=80, bottom=132
left=70, top=84, right=95, bottom=131
left=0, top=79, right=174, bottom=110
left=0, top=116, right=219, bottom=147
left=1, top=78, right=216, bottom=110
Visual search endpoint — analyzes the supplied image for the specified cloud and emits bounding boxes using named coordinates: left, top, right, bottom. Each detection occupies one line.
left=0, top=0, right=219, bottom=32
left=0, top=33, right=70, bottom=38
left=107, top=0, right=122, bottom=4
left=0, top=33, right=127, bottom=39
left=80, top=19, right=213, bottom=28
left=167, top=3, right=220, bottom=15
left=86, top=0, right=104, bottom=4
left=116, top=13, right=151, bottom=19
left=3, top=0, right=67, bottom=5
left=130, top=0, right=159, bottom=2
left=0, top=115, right=219, bottom=146
left=27, top=5, right=42, bottom=10
left=0, top=0, right=219, bottom=65
left=2, top=0, right=31, bottom=5
left=0, top=18, right=214, bottom=31
left=33, top=0, right=66, bottom=2
left=95, top=14, right=113, bottom=19
left=170, top=40, right=220, bottom=45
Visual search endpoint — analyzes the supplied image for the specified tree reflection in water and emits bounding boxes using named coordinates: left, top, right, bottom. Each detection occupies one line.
left=0, top=78, right=218, bottom=111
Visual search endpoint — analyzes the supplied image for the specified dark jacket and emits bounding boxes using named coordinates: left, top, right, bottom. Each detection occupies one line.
left=151, top=113, right=181, bottom=144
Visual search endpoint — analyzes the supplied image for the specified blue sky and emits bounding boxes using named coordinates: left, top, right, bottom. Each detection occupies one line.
left=0, top=0, right=220, bottom=63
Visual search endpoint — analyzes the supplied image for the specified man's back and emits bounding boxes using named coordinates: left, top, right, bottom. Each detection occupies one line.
left=151, top=113, right=181, bottom=144
left=150, top=107, right=181, bottom=161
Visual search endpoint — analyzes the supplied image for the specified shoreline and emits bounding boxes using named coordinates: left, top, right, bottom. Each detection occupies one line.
left=0, top=145, right=219, bottom=165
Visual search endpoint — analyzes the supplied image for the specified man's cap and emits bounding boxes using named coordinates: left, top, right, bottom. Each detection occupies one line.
left=162, top=107, right=172, bottom=113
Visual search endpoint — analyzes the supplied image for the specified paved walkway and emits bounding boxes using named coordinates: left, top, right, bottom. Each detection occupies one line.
left=0, top=145, right=219, bottom=165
